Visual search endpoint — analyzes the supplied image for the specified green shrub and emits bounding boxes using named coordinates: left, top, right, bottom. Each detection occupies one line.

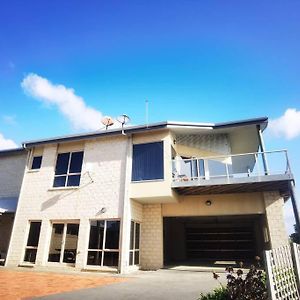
left=199, top=258, right=268, bottom=300
left=198, top=287, right=228, bottom=300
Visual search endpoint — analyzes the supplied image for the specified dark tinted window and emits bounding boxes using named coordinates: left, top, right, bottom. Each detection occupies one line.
left=31, top=156, right=42, bottom=170
left=88, top=221, right=104, bottom=249
left=26, top=222, right=41, bottom=247
left=24, top=249, right=37, bottom=263
left=132, top=142, right=164, bottom=181
left=69, top=152, right=84, bottom=173
left=134, top=251, right=139, bottom=265
left=130, top=221, right=134, bottom=250
left=67, top=175, right=81, bottom=186
left=103, top=252, right=119, bottom=267
left=105, top=221, right=120, bottom=249
left=87, top=251, right=102, bottom=265
left=135, top=223, right=140, bottom=249
left=53, top=151, right=83, bottom=187
left=55, top=153, right=70, bottom=175
left=53, top=176, right=67, bottom=187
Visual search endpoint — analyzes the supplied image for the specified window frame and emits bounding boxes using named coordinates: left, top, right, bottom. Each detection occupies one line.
left=47, top=221, right=80, bottom=265
left=53, top=151, right=84, bottom=188
left=23, top=221, right=42, bottom=264
left=86, top=219, right=121, bottom=268
left=131, top=141, right=164, bottom=182
left=129, top=221, right=140, bottom=266
left=30, top=155, right=43, bottom=170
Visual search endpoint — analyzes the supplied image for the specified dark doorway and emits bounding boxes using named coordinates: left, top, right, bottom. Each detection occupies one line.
left=163, top=215, right=264, bottom=267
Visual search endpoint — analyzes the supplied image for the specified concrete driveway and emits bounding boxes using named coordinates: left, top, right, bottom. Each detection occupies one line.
left=38, top=269, right=225, bottom=300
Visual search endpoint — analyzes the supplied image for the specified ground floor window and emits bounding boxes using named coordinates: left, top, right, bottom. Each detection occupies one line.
left=129, top=221, right=140, bottom=265
left=87, top=220, right=120, bottom=267
left=48, top=222, right=79, bottom=264
left=24, top=221, right=41, bottom=263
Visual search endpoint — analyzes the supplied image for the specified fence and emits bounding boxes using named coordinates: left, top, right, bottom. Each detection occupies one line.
left=265, top=243, right=300, bottom=299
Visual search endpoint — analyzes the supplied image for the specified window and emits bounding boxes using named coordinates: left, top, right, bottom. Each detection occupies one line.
left=53, top=151, right=84, bottom=187
left=31, top=156, right=42, bottom=170
left=132, top=141, right=164, bottom=181
left=48, top=223, right=79, bottom=264
left=129, top=221, right=140, bottom=265
left=24, top=221, right=41, bottom=263
left=87, top=220, right=120, bottom=267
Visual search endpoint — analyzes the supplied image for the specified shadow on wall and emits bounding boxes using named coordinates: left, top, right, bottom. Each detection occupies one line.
left=40, top=175, right=93, bottom=211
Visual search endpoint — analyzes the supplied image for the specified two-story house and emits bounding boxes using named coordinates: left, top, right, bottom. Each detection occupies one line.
left=0, top=148, right=27, bottom=263
left=5, top=117, right=295, bottom=273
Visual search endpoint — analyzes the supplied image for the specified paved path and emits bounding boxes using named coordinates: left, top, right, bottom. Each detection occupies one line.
left=0, top=268, right=125, bottom=300
left=38, top=269, right=224, bottom=300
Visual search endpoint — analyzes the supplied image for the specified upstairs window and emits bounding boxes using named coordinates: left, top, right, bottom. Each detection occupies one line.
left=53, top=151, right=84, bottom=187
left=31, top=156, right=42, bottom=170
left=132, top=141, right=164, bottom=181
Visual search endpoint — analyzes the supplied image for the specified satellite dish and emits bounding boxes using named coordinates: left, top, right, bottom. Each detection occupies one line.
left=101, top=116, right=114, bottom=130
left=117, top=114, right=130, bottom=135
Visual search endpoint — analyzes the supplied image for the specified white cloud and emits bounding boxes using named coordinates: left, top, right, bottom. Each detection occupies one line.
left=269, top=108, right=300, bottom=140
left=21, top=73, right=104, bottom=131
left=0, top=133, right=18, bottom=150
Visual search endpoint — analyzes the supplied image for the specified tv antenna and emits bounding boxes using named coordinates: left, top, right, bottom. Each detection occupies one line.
left=101, top=116, right=114, bottom=130
left=145, top=99, right=149, bottom=127
left=117, top=114, right=130, bottom=135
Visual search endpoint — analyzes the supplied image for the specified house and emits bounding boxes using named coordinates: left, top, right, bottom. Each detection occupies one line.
left=0, top=148, right=27, bottom=263
left=5, top=117, right=296, bottom=273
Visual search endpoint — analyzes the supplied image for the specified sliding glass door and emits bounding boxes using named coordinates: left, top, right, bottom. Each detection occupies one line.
left=48, top=222, right=79, bottom=265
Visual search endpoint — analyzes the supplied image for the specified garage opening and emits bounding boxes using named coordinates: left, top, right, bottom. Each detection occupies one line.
left=163, top=215, right=265, bottom=267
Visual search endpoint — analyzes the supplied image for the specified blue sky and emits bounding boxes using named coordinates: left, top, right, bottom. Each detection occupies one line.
left=0, top=1, right=300, bottom=231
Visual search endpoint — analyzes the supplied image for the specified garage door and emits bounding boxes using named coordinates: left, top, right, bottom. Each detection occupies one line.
left=186, top=225, right=256, bottom=261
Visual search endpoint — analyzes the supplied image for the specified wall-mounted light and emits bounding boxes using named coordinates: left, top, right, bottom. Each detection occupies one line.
left=96, top=207, right=107, bottom=216
left=205, top=200, right=212, bottom=206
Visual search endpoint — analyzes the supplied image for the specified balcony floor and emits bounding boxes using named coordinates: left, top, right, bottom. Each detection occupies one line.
left=172, top=174, right=293, bottom=197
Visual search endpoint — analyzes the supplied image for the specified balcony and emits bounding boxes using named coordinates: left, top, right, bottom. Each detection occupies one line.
left=172, top=150, right=293, bottom=196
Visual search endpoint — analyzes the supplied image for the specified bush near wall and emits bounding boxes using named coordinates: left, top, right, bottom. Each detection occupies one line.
left=199, top=259, right=268, bottom=300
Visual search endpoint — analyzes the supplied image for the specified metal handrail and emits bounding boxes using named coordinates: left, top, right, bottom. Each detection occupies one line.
left=172, top=149, right=291, bottom=181
left=174, top=149, right=288, bottom=162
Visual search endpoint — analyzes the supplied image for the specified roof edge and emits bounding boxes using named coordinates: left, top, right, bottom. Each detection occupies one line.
left=22, top=117, right=268, bottom=148
left=0, top=147, right=26, bottom=156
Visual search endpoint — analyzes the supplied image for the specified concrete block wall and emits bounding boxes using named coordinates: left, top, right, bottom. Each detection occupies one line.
left=140, top=204, right=163, bottom=270
left=131, top=200, right=143, bottom=222
left=6, top=136, right=128, bottom=268
left=264, top=191, right=289, bottom=249
left=0, top=152, right=27, bottom=198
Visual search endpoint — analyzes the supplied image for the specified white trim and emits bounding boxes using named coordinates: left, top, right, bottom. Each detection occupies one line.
left=47, top=221, right=80, bottom=266
left=86, top=219, right=121, bottom=269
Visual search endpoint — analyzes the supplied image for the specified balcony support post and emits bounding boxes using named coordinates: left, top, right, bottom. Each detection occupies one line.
left=289, top=181, right=300, bottom=237
left=257, top=125, right=269, bottom=175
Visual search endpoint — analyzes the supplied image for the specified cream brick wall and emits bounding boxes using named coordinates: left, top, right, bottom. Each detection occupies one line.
left=140, top=204, right=163, bottom=270
left=264, top=191, right=289, bottom=249
left=130, top=200, right=143, bottom=222
left=6, top=136, right=128, bottom=269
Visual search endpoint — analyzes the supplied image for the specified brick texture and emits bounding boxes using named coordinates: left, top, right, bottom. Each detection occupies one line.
left=264, top=191, right=289, bottom=249
left=6, top=136, right=128, bottom=269
left=0, top=152, right=27, bottom=198
left=140, top=204, right=163, bottom=270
